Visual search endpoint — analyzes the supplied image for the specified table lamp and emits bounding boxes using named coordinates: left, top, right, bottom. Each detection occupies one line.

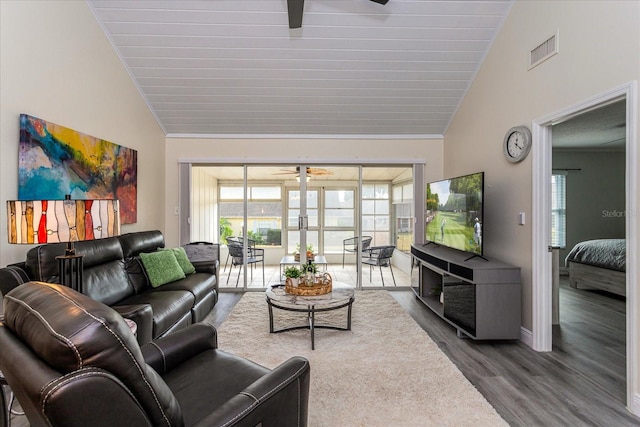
left=6, top=198, right=120, bottom=292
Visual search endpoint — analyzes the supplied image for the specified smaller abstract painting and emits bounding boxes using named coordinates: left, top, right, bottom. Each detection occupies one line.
left=18, top=114, right=137, bottom=223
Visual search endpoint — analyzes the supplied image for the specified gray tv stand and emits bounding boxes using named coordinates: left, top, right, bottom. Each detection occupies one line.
left=411, top=244, right=521, bottom=340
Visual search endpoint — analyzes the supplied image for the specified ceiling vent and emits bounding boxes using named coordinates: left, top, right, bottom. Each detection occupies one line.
left=529, top=31, right=559, bottom=70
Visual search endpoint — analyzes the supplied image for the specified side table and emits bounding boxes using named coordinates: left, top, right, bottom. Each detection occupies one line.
left=0, top=372, right=7, bottom=427
left=279, top=255, right=328, bottom=280
left=124, top=318, right=138, bottom=337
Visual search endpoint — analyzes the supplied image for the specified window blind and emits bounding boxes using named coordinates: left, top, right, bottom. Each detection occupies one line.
left=551, top=174, right=566, bottom=248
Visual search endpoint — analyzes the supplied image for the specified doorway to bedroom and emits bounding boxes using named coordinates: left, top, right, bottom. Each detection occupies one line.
left=550, top=99, right=628, bottom=405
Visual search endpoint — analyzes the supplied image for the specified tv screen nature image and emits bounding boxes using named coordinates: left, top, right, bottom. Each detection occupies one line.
left=425, top=172, right=484, bottom=255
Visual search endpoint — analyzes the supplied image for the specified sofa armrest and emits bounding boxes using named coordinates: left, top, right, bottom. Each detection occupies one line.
left=112, top=304, right=153, bottom=345
left=193, top=356, right=310, bottom=427
left=192, top=259, right=218, bottom=276
left=191, top=259, right=219, bottom=296
left=41, top=368, right=155, bottom=427
left=141, top=323, right=218, bottom=374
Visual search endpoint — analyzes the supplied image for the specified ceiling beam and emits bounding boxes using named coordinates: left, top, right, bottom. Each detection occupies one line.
left=287, top=0, right=304, bottom=29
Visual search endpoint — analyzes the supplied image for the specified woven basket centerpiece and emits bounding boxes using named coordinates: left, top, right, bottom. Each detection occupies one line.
left=285, top=272, right=332, bottom=295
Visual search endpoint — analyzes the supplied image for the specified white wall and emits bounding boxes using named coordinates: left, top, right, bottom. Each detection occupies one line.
left=0, top=1, right=166, bottom=265
left=164, top=138, right=444, bottom=247
left=554, top=149, right=626, bottom=263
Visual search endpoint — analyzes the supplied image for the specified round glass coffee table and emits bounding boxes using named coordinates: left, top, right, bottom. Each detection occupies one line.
left=265, top=282, right=355, bottom=350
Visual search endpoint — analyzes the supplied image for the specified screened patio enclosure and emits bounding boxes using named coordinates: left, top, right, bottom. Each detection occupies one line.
left=185, top=164, right=420, bottom=290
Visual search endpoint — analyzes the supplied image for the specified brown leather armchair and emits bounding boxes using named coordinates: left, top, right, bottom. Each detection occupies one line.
left=0, top=282, right=310, bottom=427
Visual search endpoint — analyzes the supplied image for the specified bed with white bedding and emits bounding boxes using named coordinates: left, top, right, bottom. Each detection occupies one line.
left=564, top=239, right=626, bottom=296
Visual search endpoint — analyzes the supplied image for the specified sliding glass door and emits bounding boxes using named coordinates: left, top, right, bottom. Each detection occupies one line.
left=285, top=187, right=318, bottom=260
left=187, top=163, right=416, bottom=291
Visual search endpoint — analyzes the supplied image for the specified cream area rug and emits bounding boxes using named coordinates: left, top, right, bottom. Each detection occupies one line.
left=214, top=291, right=507, bottom=427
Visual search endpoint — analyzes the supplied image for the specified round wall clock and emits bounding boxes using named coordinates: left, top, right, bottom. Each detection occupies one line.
left=503, top=125, right=532, bottom=163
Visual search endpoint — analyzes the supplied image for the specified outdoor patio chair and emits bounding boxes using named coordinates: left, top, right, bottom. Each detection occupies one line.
left=222, top=236, right=241, bottom=272
left=223, top=237, right=257, bottom=272
left=226, top=239, right=264, bottom=287
left=362, top=245, right=397, bottom=286
left=342, top=236, right=373, bottom=267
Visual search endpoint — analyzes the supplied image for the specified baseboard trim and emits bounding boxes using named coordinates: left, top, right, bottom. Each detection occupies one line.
left=520, top=326, right=533, bottom=348
left=631, top=393, right=640, bottom=417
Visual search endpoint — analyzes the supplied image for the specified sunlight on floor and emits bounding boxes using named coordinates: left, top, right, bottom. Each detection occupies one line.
left=218, top=262, right=410, bottom=290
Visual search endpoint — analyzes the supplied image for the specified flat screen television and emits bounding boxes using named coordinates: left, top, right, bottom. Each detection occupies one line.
left=425, top=172, right=484, bottom=256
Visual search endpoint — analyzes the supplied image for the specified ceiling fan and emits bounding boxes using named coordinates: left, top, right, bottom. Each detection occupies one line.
left=286, top=0, right=390, bottom=29
left=273, top=166, right=334, bottom=177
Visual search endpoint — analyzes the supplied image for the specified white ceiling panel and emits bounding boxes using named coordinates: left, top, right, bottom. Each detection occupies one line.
left=87, top=0, right=513, bottom=136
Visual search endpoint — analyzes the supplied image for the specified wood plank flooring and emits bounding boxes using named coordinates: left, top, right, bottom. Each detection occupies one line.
left=6, top=279, right=640, bottom=426
left=390, top=279, right=639, bottom=426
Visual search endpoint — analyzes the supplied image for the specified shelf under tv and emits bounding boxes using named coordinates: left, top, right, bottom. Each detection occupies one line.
left=411, top=244, right=522, bottom=340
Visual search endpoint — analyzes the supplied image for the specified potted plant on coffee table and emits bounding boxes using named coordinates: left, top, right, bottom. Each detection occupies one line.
left=284, top=266, right=302, bottom=287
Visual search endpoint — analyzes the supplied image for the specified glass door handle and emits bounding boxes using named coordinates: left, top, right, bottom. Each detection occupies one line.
left=298, top=216, right=308, bottom=230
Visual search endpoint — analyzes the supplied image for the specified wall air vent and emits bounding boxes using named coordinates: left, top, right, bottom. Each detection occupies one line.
left=529, top=31, right=559, bottom=70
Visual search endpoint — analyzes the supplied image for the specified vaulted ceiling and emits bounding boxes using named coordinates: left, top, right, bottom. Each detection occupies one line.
left=87, top=0, right=513, bottom=137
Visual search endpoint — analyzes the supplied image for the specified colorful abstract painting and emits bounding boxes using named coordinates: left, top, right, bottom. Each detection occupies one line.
left=18, top=114, right=137, bottom=224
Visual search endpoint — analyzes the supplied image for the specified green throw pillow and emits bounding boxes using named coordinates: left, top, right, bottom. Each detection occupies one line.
left=161, top=247, right=196, bottom=275
left=140, top=250, right=186, bottom=288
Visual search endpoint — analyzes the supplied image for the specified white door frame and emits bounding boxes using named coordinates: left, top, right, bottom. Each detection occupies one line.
left=531, top=81, right=638, bottom=414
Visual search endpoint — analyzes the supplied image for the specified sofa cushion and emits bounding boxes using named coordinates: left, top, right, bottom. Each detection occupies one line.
left=119, top=290, right=195, bottom=338
left=140, top=251, right=186, bottom=288
left=123, top=256, right=151, bottom=295
left=163, top=350, right=270, bottom=426
left=161, top=247, right=196, bottom=275
left=83, top=260, right=133, bottom=305
left=74, top=238, right=134, bottom=305
left=152, top=273, right=216, bottom=303
left=118, top=230, right=164, bottom=258
left=76, top=238, right=125, bottom=267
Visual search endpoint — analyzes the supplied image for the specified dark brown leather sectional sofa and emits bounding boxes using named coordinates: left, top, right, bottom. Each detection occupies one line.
left=0, top=281, right=310, bottom=427
left=0, top=230, right=219, bottom=345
